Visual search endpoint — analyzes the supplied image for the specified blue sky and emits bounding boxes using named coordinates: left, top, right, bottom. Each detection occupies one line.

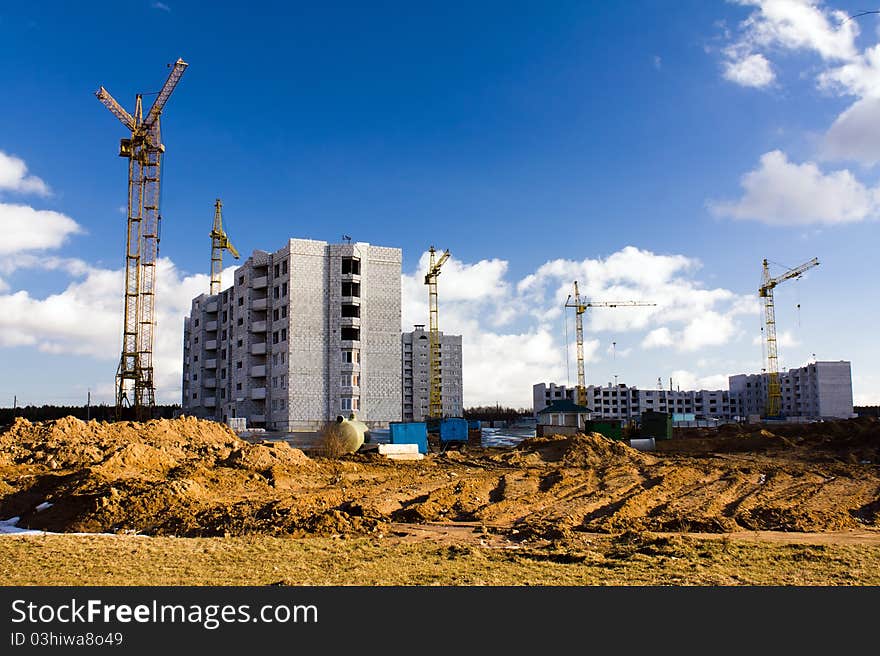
left=0, top=0, right=877, bottom=408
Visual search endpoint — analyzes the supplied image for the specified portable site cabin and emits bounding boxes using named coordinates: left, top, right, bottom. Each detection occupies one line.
left=536, top=399, right=593, bottom=437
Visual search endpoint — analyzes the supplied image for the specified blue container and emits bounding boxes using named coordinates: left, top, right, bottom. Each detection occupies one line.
left=467, top=420, right=481, bottom=430
left=440, top=418, right=468, bottom=444
left=389, top=421, right=428, bottom=454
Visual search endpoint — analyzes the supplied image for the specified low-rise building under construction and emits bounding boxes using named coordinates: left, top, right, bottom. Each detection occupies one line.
left=534, top=360, right=854, bottom=423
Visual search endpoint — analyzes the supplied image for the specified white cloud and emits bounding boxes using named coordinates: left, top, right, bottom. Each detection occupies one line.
left=822, top=96, right=880, bottom=164
left=0, top=260, right=238, bottom=403
left=723, top=52, right=776, bottom=87
left=668, top=369, right=731, bottom=392
left=720, top=3, right=880, bottom=169
left=0, top=202, right=83, bottom=255
left=653, top=55, right=663, bottom=70
left=606, top=342, right=633, bottom=359
left=0, top=151, right=49, bottom=196
left=818, top=42, right=880, bottom=98
left=681, top=311, right=738, bottom=351
left=151, top=1, right=171, bottom=12
left=751, top=329, right=801, bottom=348
left=853, top=372, right=880, bottom=405
left=402, top=247, right=756, bottom=407
left=732, top=0, right=858, bottom=62
left=709, top=150, right=879, bottom=225
left=642, top=327, right=674, bottom=349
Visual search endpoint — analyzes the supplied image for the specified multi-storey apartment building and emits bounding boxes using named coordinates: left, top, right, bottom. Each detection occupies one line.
left=728, top=361, right=854, bottom=420
left=532, top=382, right=731, bottom=420
left=182, top=238, right=402, bottom=430
left=401, top=324, right=463, bottom=420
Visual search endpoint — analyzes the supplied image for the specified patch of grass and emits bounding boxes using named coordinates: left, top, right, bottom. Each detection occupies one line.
left=2, top=533, right=880, bottom=586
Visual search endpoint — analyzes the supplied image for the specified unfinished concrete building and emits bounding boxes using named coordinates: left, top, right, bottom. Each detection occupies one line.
left=532, top=382, right=731, bottom=421
left=728, top=361, right=854, bottom=420
left=402, top=324, right=463, bottom=420
left=182, top=238, right=402, bottom=430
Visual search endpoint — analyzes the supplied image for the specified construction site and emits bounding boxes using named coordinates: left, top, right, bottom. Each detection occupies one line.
left=1, top=56, right=878, bottom=586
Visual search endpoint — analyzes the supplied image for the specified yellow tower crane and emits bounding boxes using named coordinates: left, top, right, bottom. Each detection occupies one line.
left=758, top=256, right=819, bottom=418
left=209, top=199, right=239, bottom=295
left=564, top=281, right=655, bottom=407
left=96, top=58, right=188, bottom=419
left=424, top=246, right=451, bottom=418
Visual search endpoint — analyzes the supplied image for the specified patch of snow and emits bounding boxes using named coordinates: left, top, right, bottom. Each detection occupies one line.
left=35, top=502, right=53, bottom=512
left=0, top=516, right=134, bottom=538
left=0, top=517, right=46, bottom=535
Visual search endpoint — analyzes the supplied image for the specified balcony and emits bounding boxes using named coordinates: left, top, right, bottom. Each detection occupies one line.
left=251, top=387, right=267, bottom=400
left=251, top=298, right=268, bottom=311
left=250, top=414, right=266, bottom=424
left=252, top=276, right=268, bottom=289
left=206, top=300, right=219, bottom=313
left=205, top=340, right=218, bottom=350
left=340, top=316, right=361, bottom=328
left=251, top=365, right=267, bottom=377
left=251, top=321, right=267, bottom=333
left=206, top=320, right=218, bottom=331
left=204, top=397, right=217, bottom=408
left=204, top=359, right=217, bottom=369
left=203, top=378, right=217, bottom=388
left=251, top=342, right=267, bottom=355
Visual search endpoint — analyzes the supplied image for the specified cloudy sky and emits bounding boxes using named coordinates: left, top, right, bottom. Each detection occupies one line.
left=1, top=1, right=877, bottom=409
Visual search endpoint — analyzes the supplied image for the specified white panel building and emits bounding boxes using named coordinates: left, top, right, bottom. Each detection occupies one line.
left=533, top=382, right=731, bottom=420
left=728, top=361, right=854, bottom=420
left=182, top=238, right=402, bottom=430
left=401, top=325, right=463, bottom=420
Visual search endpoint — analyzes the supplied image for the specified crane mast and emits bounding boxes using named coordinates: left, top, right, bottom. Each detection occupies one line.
left=96, top=58, right=188, bottom=419
left=758, top=256, right=819, bottom=418
left=209, top=198, right=239, bottom=295
left=424, top=246, right=451, bottom=419
left=564, top=281, right=655, bottom=407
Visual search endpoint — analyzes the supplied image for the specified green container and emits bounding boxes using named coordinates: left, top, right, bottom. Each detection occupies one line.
left=584, top=420, right=624, bottom=441
left=641, top=410, right=672, bottom=440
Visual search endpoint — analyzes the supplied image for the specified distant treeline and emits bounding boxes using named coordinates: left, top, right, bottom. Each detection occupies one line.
left=464, top=405, right=532, bottom=422
left=0, top=404, right=182, bottom=425
left=855, top=406, right=880, bottom=418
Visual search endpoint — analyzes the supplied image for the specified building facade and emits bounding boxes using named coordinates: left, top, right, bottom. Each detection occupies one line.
left=401, top=324, right=463, bottom=420
left=182, top=238, right=402, bottom=430
left=533, top=382, right=731, bottom=421
left=728, top=361, right=854, bottom=420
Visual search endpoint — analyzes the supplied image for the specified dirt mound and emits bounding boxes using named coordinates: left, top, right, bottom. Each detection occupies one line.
left=517, top=433, right=655, bottom=467
left=0, top=416, right=241, bottom=469
left=92, top=444, right=179, bottom=479
left=223, top=442, right=314, bottom=472
left=1, top=416, right=878, bottom=539
left=0, top=416, right=328, bottom=537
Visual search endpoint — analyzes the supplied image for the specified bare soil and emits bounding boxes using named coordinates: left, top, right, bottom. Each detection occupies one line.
left=1, top=415, right=879, bottom=584
left=1, top=415, right=879, bottom=540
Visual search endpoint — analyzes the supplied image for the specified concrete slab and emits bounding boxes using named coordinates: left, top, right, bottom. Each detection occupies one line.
left=385, top=452, right=424, bottom=461
left=378, top=443, right=419, bottom=454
